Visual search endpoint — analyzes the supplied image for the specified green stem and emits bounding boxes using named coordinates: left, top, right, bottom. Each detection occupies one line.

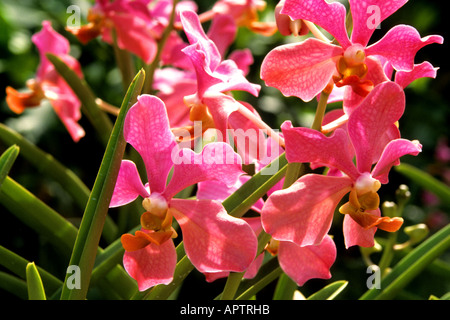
left=360, top=223, right=450, bottom=300
left=26, top=262, right=47, bottom=300
left=112, top=29, right=136, bottom=91
left=273, top=273, right=298, bottom=300
left=0, top=144, right=19, bottom=188
left=0, top=272, right=28, bottom=299
left=60, top=70, right=145, bottom=300
left=143, top=0, right=179, bottom=94
left=221, top=272, right=246, bottom=300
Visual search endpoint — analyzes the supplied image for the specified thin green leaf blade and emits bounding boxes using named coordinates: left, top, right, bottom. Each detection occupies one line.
left=46, top=53, right=113, bottom=146
left=307, top=280, right=349, bottom=300
left=0, top=144, right=19, bottom=188
left=60, top=69, right=145, bottom=300
left=26, top=262, right=47, bottom=300
left=360, top=223, right=450, bottom=300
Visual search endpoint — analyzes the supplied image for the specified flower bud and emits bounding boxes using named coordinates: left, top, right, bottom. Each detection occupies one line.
left=404, top=223, right=429, bottom=245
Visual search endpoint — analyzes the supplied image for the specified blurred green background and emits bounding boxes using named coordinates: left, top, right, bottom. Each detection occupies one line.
left=0, top=0, right=448, bottom=300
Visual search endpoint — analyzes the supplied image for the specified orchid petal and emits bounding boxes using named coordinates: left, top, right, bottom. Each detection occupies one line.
left=282, top=0, right=351, bottom=48
left=347, top=81, right=405, bottom=173
left=349, top=0, right=408, bottom=47
left=110, top=160, right=150, bottom=208
left=395, top=61, right=439, bottom=89
left=261, top=174, right=352, bottom=247
left=207, top=13, right=237, bottom=58
left=201, top=92, right=240, bottom=138
left=124, top=95, right=177, bottom=194
left=123, top=240, right=177, bottom=291
left=281, top=121, right=360, bottom=180
left=372, top=139, right=422, bottom=183
left=180, top=10, right=221, bottom=70
left=170, top=199, right=258, bottom=273
left=343, top=210, right=378, bottom=248
left=32, top=21, right=70, bottom=80
left=261, top=38, right=342, bottom=102
left=164, top=142, right=243, bottom=199
left=366, top=25, right=443, bottom=72
left=278, top=235, right=336, bottom=286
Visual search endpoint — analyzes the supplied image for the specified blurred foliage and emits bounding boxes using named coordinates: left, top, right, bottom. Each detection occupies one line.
left=0, top=0, right=448, bottom=300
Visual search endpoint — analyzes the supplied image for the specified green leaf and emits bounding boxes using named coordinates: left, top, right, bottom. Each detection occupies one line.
left=60, top=69, right=145, bottom=300
left=360, top=223, right=450, bottom=300
left=0, top=144, right=19, bottom=188
left=0, top=124, right=118, bottom=244
left=46, top=53, right=113, bottom=146
left=0, top=245, right=62, bottom=296
left=395, top=163, right=450, bottom=206
left=307, top=280, right=349, bottom=300
left=26, top=262, right=47, bottom=300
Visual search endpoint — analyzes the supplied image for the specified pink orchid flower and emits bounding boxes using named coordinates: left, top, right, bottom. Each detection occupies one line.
left=179, top=10, right=261, bottom=137
left=197, top=139, right=336, bottom=286
left=155, top=12, right=255, bottom=129
left=261, top=0, right=443, bottom=102
left=261, top=82, right=422, bottom=249
left=67, top=0, right=196, bottom=64
left=6, top=21, right=85, bottom=142
left=109, top=94, right=258, bottom=291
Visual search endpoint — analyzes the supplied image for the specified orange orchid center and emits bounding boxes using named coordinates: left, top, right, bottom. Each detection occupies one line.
left=171, top=94, right=216, bottom=142
left=265, top=238, right=280, bottom=256
left=333, top=44, right=374, bottom=97
left=120, top=194, right=178, bottom=252
left=5, top=79, right=45, bottom=114
left=66, top=9, right=104, bottom=44
left=339, top=174, right=403, bottom=233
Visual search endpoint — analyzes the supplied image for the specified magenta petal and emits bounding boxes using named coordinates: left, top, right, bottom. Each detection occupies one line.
left=282, top=0, right=351, bottom=48
left=395, top=61, right=439, bottom=89
left=372, top=139, right=422, bottom=184
left=281, top=121, right=360, bottom=180
left=123, top=240, right=177, bottom=291
left=110, top=160, right=150, bottom=208
left=181, top=10, right=221, bottom=70
left=343, top=211, right=378, bottom=248
left=170, top=199, right=258, bottom=273
left=124, top=95, right=177, bottom=194
left=261, top=38, right=343, bottom=102
left=32, top=21, right=70, bottom=80
left=278, top=235, right=336, bottom=286
left=261, top=174, right=352, bottom=247
left=366, top=25, right=443, bottom=72
left=109, top=13, right=158, bottom=64
left=207, top=13, right=237, bottom=58
left=349, top=0, right=408, bottom=47
left=164, top=142, right=243, bottom=199
left=48, top=92, right=85, bottom=142
left=347, top=81, right=405, bottom=173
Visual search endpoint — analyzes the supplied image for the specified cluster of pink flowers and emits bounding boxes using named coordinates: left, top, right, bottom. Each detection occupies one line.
left=6, top=0, right=442, bottom=292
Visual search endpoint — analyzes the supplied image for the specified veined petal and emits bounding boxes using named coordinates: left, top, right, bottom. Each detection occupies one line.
left=372, top=139, right=422, bottom=183
left=110, top=160, right=150, bottom=208
left=164, top=142, right=243, bottom=199
left=343, top=210, right=378, bottom=248
left=123, top=240, right=177, bottom=291
left=366, top=25, right=443, bottom=72
left=282, top=0, right=351, bottom=48
left=124, top=95, right=177, bottom=194
left=349, top=0, right=408, bottom=47
left=261, top=174, right=352, bottom=247
left=170, top=199, right=258, bottom=273
left=281, top=121, right=359, bottom=181
left=278, top=235, right=336, bottom=286
left=261, top=38, right=343, bottom=102
left=395, top=61, right=439, bottom=89
left=347, top=81, right=405, bottom=173
left=180, top=10, right=222, bottom=70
